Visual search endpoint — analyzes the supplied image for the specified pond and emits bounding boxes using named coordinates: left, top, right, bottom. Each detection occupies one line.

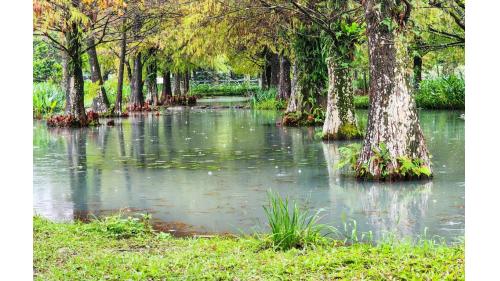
left=33, top=101, right=464, bottom=241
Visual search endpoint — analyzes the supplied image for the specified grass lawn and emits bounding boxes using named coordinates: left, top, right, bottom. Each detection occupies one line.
left=34, top=216, right=464, bottom=280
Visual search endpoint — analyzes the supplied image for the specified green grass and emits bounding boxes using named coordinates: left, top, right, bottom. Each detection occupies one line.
left=354, top=75, right=465, bottom=110
left=263, top=191, right=332, bottom=250
left=34, top=215, right=464, bottom=280
left=190, top=83, right=259, bottom=96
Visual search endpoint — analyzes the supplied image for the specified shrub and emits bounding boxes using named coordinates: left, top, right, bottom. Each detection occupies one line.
left=33, top=82, right=65, bottom=118
left=252, top=88, right=286, bottom=110
left=415, top=75, right=465, bottom=109
left=263, top=191, right=331, bottom=250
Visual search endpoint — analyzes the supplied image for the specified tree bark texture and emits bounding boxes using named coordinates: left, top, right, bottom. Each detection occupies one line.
left=87, top=36, right=110, bottom=113
left=269, top=52, right=280, bottom=88
left=114, top=15, right=127, bottom=114
left=160, top=70, right=172, bottom=104
left=128, top=52, right=144, bottom=108
left=65, top=21, right=86, bottom=122
left=181, top=70, right=190, bottom=96
left=61, top=51, right=71, bottom=114
left=173, top=72, right=182, bottom=96
left=357, top=0, right=431, bottom=179
left=145, top=49, right=158, bottom=106
left=322, top=58, right=359, bottom=140
left=277, top=54, right=291, bottom=100
left=413, top=55, right=422, bottom=89
left=286, top=62, right=303, bottom=113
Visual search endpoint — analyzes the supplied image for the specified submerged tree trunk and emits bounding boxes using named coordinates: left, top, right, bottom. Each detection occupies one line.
left=357, top=0, right=431, bottom=179
left=61, top=51, right=71, bottom=114
left=322, top=58, right=359, bottom=140
left=413, top=55, right=423, bottom=89
left=145, top=49, right=158, bottom=106
left=87, top=36, right=110, bottom=113
left=277, top=54, right=291, bottom=100
left=160, top=70, right=172, bottom=104
left=173, top=72, right=182, bottom=96
left=114, top=14, right=127, bottom=114
left=285, top=62, right=303, bottom=113
left=128, top=52, right=144, bottom=109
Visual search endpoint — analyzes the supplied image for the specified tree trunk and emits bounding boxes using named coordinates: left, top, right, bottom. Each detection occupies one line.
left=181, top=70, right=190, bottom=96
left=114, top=19, right=127, bottom=114
left=260, top=69, right=269, bottom=90
left=173, top=72, right=182, bottom=96
left=286, top=62, right=303, bottom=113
left=269, top=52, right=280, bottom=88
left=65, top=21, right=86, bottom=123
left=86, top=36, right=110, bottom=113
left=61, top=51, right=71, bottom=114
left=357, top=0, right=431, bottom=179
left=413, top=55, right=423, bottom=89
left=322, top=58, right=359, bottom=140
left=128, top=52, right=143, bottom=109
left=160, top=70, right=172, bottom=104
left=277, top=54, right=291, bottom=100
left=145, top=49, right=158, bottom=106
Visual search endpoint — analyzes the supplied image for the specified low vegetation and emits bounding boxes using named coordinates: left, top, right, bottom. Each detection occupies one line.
left=337, top=143, right=432, bottom=181
left=252, top=88, right=286, bottom=110
left=190, top=83, right=259, bottom=97
left=34, top=192, right=463, bottom=280
left=353, top=75, right=465, bottom=110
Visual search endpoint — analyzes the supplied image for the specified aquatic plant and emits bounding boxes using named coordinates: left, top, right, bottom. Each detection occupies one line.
left=337, top=143, right=432, bottom=180
left=263, top=191, right=331, bottom=250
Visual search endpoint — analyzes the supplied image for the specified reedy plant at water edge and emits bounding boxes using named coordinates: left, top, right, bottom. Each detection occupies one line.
left=263, top=190, right=334, bottom=250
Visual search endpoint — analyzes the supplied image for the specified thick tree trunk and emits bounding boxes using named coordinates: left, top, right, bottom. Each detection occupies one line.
left=173, top=72, right=182, bottom=96
left=322, top=58, right=359, bottom=140
left=114, top=21, right=127, bottom=114
left=277, top=54, right=291, bottom=100
left=181, top=70, right=190, bottom=96
left=413, top=55, right=423, bottom=89
left=145, top=49, right=158, bottom=106
left=64, top=21, right=86, bottom=123
left=269, top=52, right=280, bottom=88
left=128, top=52, right=144, bottom=109
left=61, top=51, right=71, bottom=114
left=357, top=0, right=431, bottom=179
left=286, top=62, right=302, bottom=113
left=160, top=70, right=172, bottom=104
left=86, top=36, right=110, bottom=113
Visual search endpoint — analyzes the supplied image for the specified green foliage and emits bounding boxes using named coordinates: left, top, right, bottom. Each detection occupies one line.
left=337, top=143, right=432, bottom=180
left=252, top=88, right=285, bottom=110
left=353, top=75, right=465, bottom=110
left=87, top=213, right=152, bottom=239
left=191, top=83, right=259, bottom=96
left=415, top=75, right=465, bottom=109
left=263, top=191, right=330, bottom=251
left=33, top=39, right=62, bottom=83
left=397, top=156, right=432, bottom=177
left=336, top=123, right=363, bottom=140
left=33, top=82, right=65, bottom=117
left=34, top=216, right=464, bottom=280
left=353, top=95, right=369, bottom=109
left=337, top=143, right=362, bottom=171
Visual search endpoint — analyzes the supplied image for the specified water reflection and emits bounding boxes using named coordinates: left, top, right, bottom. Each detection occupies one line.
left=33, top=108, right=464, bottom=240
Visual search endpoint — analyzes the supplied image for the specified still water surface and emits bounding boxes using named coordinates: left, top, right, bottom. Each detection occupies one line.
left=33, top=102, right=464, bottom=241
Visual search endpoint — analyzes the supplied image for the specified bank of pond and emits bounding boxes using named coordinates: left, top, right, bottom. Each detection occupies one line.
left=34, top=215, right=464, bottom=280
